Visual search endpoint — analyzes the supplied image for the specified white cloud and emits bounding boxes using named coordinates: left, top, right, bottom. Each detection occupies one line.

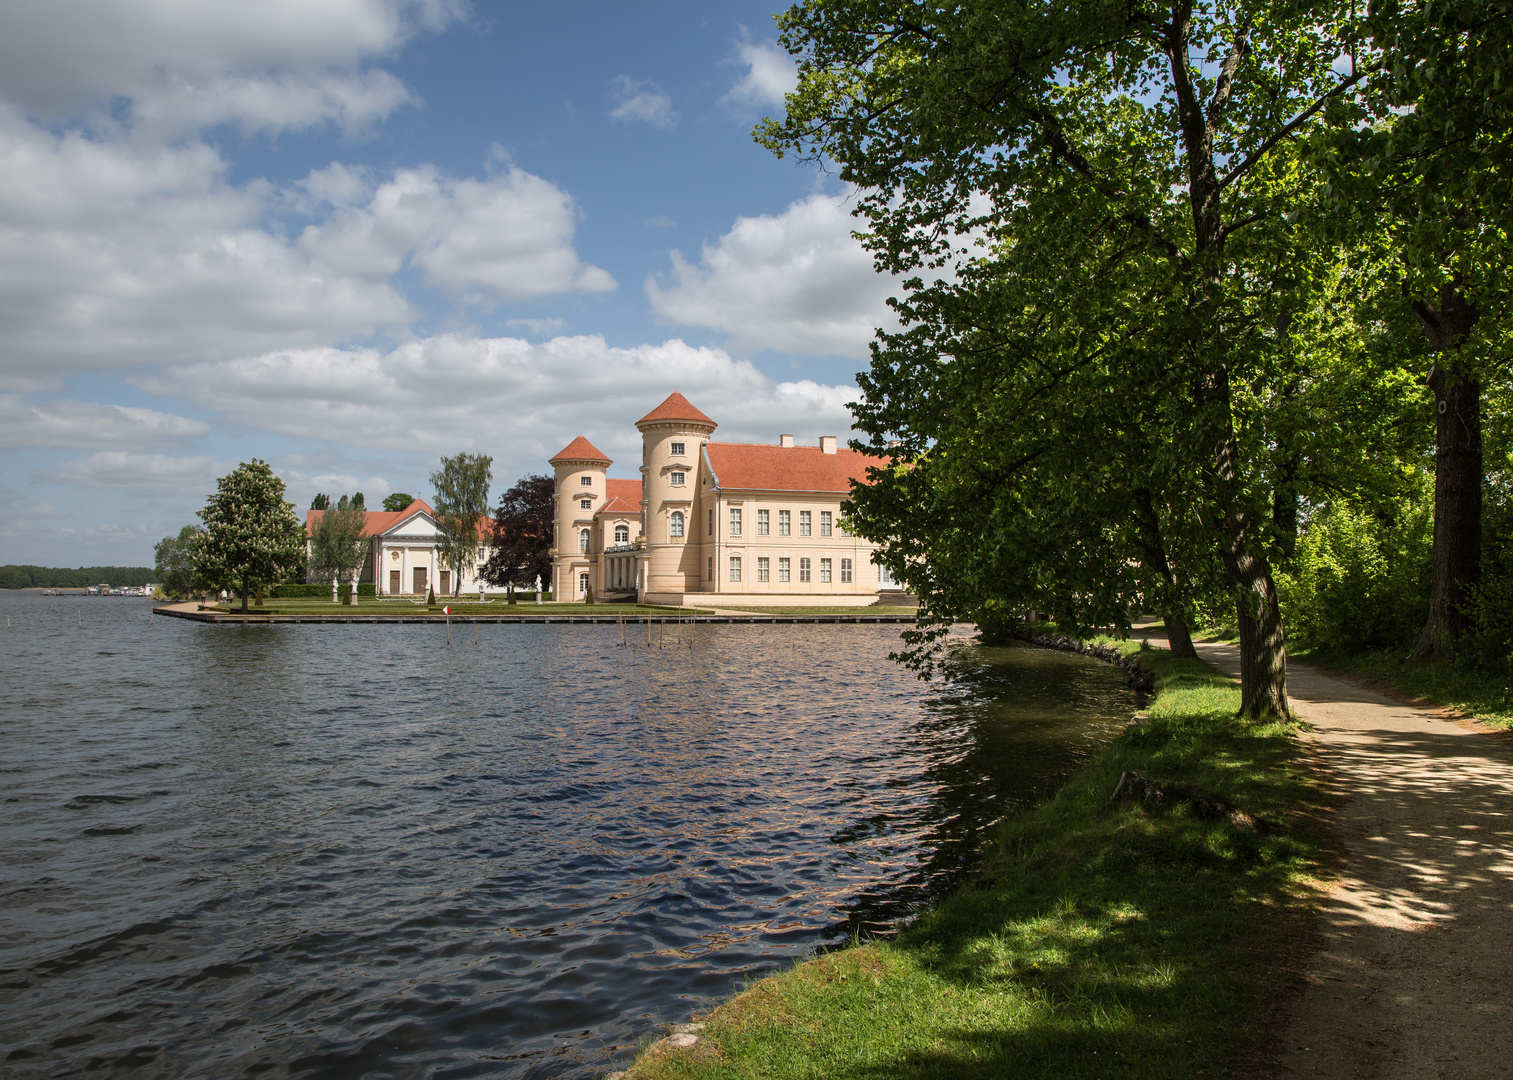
left=39, top=451, right=228, bottom=496
left=0, top=396, right=210, bottom=450
left=136, top=333, right=860, bottom=467
left=302, top=166, right=616, bottom=301
left=0, top=0, right=461, bottom=135
left=18, top=502, right=71, bottom=521
left=646, top=193, right=900, bottom=359
left=608, top=77, right=678, bottom=129
left=724, top=41, right=798, bottom=110
left=505, top=317, right=565, bottom=334
left=0, top=118, right=611, bottom=386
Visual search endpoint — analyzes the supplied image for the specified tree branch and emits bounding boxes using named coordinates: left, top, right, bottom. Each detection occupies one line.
left=1216, top=70, right=1367, bottom=194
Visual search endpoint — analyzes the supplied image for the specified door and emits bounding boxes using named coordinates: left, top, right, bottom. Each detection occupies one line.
left=439, top=570, right=451, bottom=596
left=578, top=572, right=589, bottom=598
left=413, top=566, right=427, bottom=594
left=389, top=569, right=400, bottom=594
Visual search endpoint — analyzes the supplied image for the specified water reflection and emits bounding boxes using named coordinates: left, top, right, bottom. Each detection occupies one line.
left=0, top=595, right=1133, bottom=1079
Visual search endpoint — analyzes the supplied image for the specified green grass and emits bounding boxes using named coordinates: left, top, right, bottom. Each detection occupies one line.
left=626, top=643, right=1331, bottom=1080
left=1294, top=647, right=1513, bottom=729
left=209, top=600, right=702, bottom=616
left=718, top=605, right=920, bottom=615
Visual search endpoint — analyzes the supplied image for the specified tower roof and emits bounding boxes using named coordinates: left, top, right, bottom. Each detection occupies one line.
left=636, top=392, right=715, bottom=429
left=549, top=435, right=611, bottom=465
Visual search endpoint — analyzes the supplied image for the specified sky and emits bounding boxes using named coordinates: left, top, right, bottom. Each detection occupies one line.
left=0, top=0, right=904, bottom=567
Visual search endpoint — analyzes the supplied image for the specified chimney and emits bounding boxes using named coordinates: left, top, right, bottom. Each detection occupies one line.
left=820, top=435, right=837, bottom=454
left=779, top=434, right=795, bottom=447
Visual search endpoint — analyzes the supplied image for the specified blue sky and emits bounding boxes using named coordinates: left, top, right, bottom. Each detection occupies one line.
left=0, top=1, right=901, bottom=566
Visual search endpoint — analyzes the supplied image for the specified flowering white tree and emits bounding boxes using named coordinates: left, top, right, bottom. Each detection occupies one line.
left=193, top=459, right=305, bottom=612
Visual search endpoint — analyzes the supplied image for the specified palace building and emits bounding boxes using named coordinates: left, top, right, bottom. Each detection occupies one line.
left=549, top=392, right=898, bottom=606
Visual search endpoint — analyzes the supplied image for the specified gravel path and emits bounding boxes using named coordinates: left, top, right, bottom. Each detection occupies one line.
left=1186, top=640, right=1513, bottom=1079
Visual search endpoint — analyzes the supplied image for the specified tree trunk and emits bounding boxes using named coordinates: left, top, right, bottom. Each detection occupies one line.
left=1232, top=566, right=1289, bottom=719
left=1164, top=610, right=1198, bottom=659
left=240, top=573, right=249, bottom=613
left=1410, top=361, right=1482, bottom=660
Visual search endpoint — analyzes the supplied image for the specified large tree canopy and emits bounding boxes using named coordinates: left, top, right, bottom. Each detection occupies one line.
left=762, top=0, right=1376, bottom=715
left=193, top=459, right=305, bottom=612
left=307, top=495, right=370, bottom=603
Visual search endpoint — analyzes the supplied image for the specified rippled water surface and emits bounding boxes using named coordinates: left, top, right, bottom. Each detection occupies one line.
left=1, top=593, right=1137, bottom=1078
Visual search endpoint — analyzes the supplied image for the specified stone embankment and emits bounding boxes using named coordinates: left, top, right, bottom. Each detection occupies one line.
left=1011, top=629, right=1156, bottom=692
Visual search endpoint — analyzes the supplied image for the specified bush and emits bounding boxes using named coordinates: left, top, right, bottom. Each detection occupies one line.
left=268, top=581, right=376, bottom=598
left=1277, top=499, right=1430, bottom=653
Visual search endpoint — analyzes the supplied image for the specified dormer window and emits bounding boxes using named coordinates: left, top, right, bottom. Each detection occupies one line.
left=670, top=441, right=685, bottom=456
left=580, top=476, right=592, bottom=486
left=669, top=472, right=685, bottom=486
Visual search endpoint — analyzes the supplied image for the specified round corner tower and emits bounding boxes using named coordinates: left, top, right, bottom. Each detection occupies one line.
left=635, top=392, right=716, bottom=600
left=548, top=435, right=612, bottom=600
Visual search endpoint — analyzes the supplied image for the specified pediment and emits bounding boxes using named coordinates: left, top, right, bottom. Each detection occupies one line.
left=384, top=512, right=438, bottom=537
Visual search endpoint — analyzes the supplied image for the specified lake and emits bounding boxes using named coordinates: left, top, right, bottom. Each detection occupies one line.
left=0, top=591, right=1136, bottom=1078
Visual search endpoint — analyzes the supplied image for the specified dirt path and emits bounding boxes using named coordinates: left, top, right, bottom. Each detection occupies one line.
left=1185, top=640, right=1513, bottom=1078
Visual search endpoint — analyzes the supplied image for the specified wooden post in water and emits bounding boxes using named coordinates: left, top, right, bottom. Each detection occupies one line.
left=446, top=609, right=451, bottom=646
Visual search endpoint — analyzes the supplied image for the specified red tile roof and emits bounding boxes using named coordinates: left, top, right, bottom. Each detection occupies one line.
left=550, top=435, right=612, bottom=464
left=636, top=392, right=715, bottom=428
left=305, top=498, right=487, bottom=540
left=595, top=479, right=642, bottom=517
left=704, top=443, right=874, bottom=493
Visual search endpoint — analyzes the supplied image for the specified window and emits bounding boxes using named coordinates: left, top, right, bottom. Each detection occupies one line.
left=820, top=558, right=832, bottom=583
left=579, top=529, right=590, bottom=553
left=615, top=525, right=629, bottom=544
left=799, top=557, right=812, bottom=582
left=670, top=511, right=684, bottom=538
left=670, top=471, right=685, bottom=486
left=778, top=557, right=791, bottom=582
left=580, top=498, right=592, bottom=509
left=709, top=508, right=715, bottom=535
left=730, top=508, right=742, bottom=536
left=707, top=557, right=714, bottom=580
left=779, top=510, right=791, bottom=536
left=878, top=562, right=897, bottom=588
left=729, top=556, right=742, bottom=582
left=757, top=509, right=769, bottom=535
left=579, top=572, right=590, bottom=596
left=580, top=476, right=592, bottom=486
left=799, top=511, right=812, bottom=536
left=821, top=511, right=833, bottom=537
left=757, top=557, right=770, bottom=582
left=670, top=441, right=685, bottom=456
left=841, top=558, right=853, bottom=583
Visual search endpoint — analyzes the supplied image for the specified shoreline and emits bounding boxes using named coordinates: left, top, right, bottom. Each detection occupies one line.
left=152, top=603, right=920, bottom=625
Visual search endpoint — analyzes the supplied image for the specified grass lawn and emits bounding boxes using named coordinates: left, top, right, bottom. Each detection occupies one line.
left=626, top=641, right=1331, bottom=1080
left=209, top=600, right=703, bottom=616
left=719, top=605, right=919, bottom=615
left=1293, top=647, right=1513, bottom=730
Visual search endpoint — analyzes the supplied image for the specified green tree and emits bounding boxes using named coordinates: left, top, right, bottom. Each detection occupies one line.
left=382, top=492, right=415, bottom=512
left=307, top=495, right=371, bottom=604
left=154, top=525, right=201, bottom=599
left=1320, top=0, right=1513, bottom=658
left=481, top=474, right=555, bottom=600
left=431, top=452, right=493, bottom=597
left=762, top=0, right=1371, bottom=716
left=310, top=493, right=330, bottom=510
left=193, top=459, right=306, bottom=613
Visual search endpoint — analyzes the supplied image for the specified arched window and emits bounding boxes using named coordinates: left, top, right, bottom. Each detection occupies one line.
left=615, top=525, right=629, bottom=544
left=579, top=528, right=590, bottom=553
left=670, top=511, right=684, bottom=538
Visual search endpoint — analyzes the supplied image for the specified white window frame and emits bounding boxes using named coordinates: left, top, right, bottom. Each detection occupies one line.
left=579, top=529, right=590, bottom=553
left=615, top=525, right=629, bottom=544
left=778, top=557, right=790, bottom=582
left=841, top=558, right=853, bottom=583
left=670, top=441, right=685, bottom=456
left=757, top=557, right=770, bottom=582
left=580, top=498, right=592, bottom=509
left=730, top=508, right=742, bottom=536
left=757, top=509, right=769, bottom=535
left=820, top=558, right=832, bottom=583
left=729, top=556, right=741, bottom=582
left=669, top=471, right=685, bottom=486
left=580, top=476, right=593, bottom=487
left=670, top=511, right=684, bottom=538
left=779, top=510, right=791, bottom=536
left=799, top=557, right=812, bottom=583
left=820, top=511, right=832, bottom=537
left=800, top=511, right=812, bottom=537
